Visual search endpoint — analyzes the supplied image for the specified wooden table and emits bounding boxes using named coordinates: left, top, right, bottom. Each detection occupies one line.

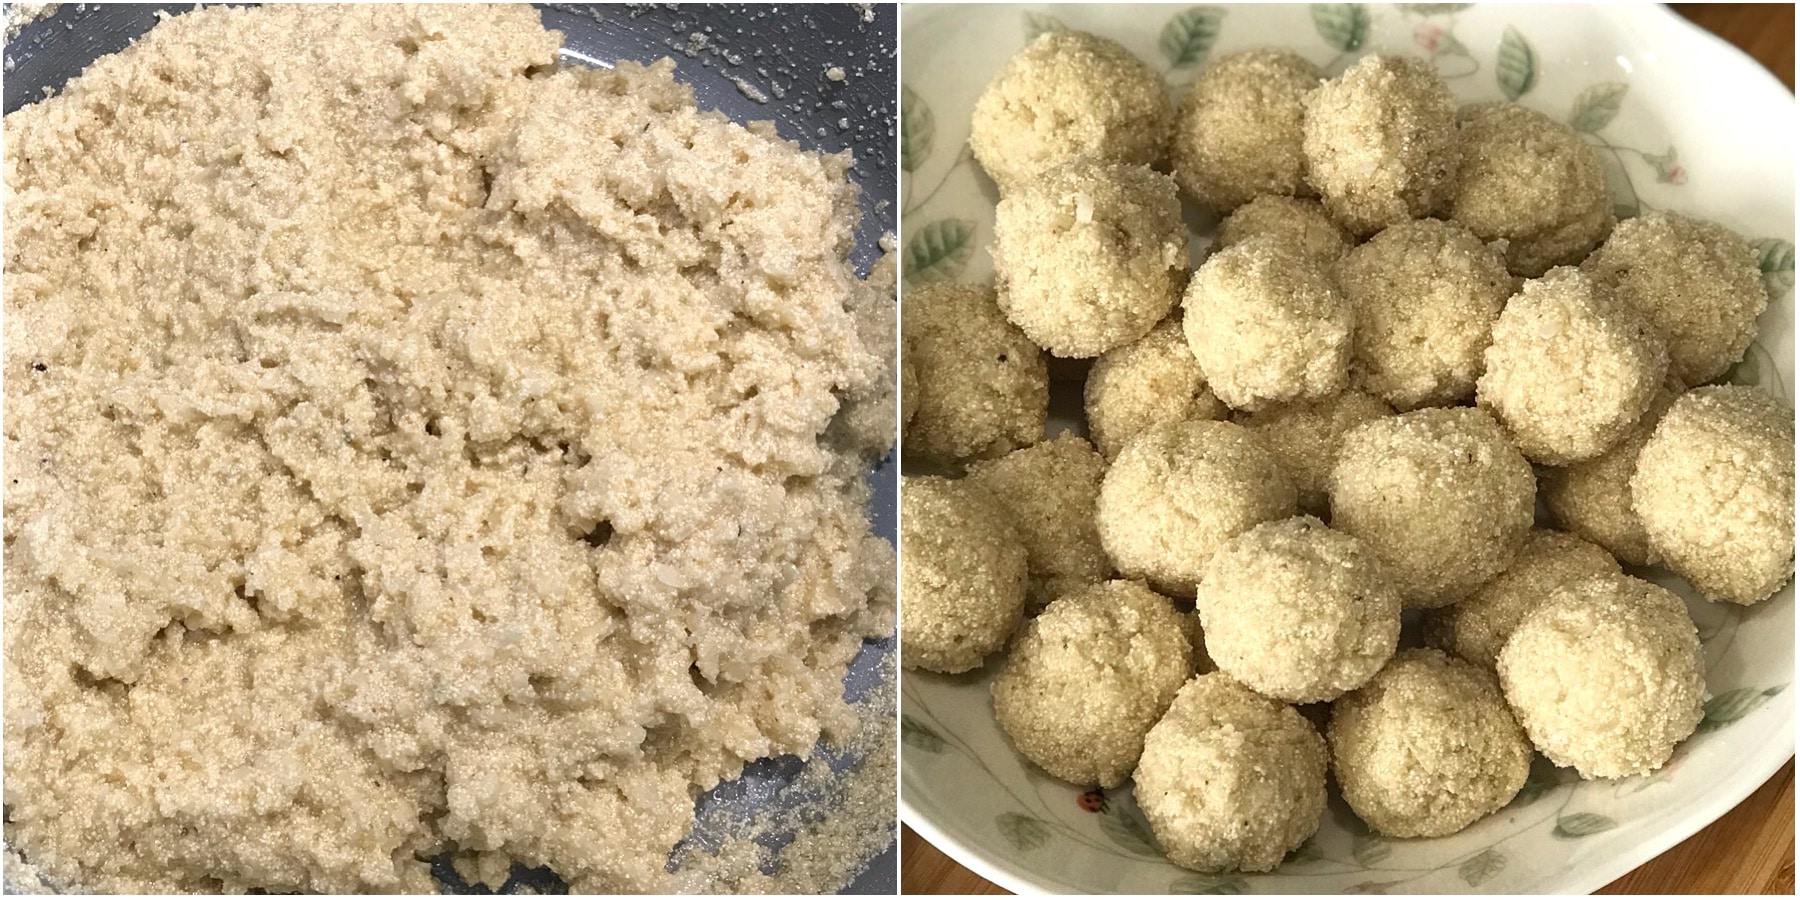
left=901, top=4, right=1796, bottom=894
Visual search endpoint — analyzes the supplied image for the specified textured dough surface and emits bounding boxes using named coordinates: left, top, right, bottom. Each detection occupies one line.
left=1335, top=218, right=1514, bottom=411
left=1238, top=389, right=1392, bottom=516
left=1631, top=386, right=1796, bottom=605
left=1582, top=211, right=1767, bottom=386
left=1423, top=529, right=1620, bottom=670
left=1477, top=266, right=1667, bottom=465
left=1497, top=574, right=1707, bottom=779
left=966, top=433, right=1112, bottom=610
left=1302, top=55, right=1459, bottom=237
left=992, top=160, right=1187, bottom=358
left=901, top=281, right=1048, bottom=462
left=3, top=5, right=895, bottom=892
left=1328, top=408, right=1534, bottom=608
left=1183, top=237, right=1353, bottom=411
left=1329, top=649, right=1530, bottom=838
left=991, top=581, right=1192, bottom=788
left=1172, top=49, right=1321, bottom=212
left=1095, top=420, right=1296, bottom=598
left=1135, top=674, right=1327, bottom=873
left=900, top=477, right=1027, bottom=674
left=969, top=30, right=1171, bottom=190
left=1450, top=102, right=1613, bottom=277
left=1084, top=316, right=1227, bottom=462
left=1197, top=517, right=1400, bottom=704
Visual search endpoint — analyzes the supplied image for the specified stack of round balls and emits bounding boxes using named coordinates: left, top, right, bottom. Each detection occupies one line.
left=901, top=30, right=1793, bottom=876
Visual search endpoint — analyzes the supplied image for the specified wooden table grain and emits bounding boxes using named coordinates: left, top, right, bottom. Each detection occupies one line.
left=900, top=5, right=1796, bottom=894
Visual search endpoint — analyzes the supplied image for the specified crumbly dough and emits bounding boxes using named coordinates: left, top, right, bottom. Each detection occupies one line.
left=1095, top=420, right=1296, bottom=597
left=1238, top=389, right=1392, bottom=516
left=1328, top=649, right=1530, bottom=838
left=1477, top=266, right=1668, bottom=465
left=991, top=581, right=1193, bottom=788
left=1328, top=408, right=1534, bottom=608
left=965, top=433, right=1112, bottom=611
left=3, top=6, right=895, bottom=892
left=1632, top=386, right=1796, bottom=605
left=1302, top=55, right=1459, bottom=237
left=1582, top=211, right=1768, bottom=386
left=992, top=161, right=1187, bottom=358
left=1183, top=237, right=1353, bottom=411
left=1213, top=195, right=1353, bottom=265
left=1172, top=50, right=1322, bottom=212
left=1196, top=517, right=1400, bottom=703
left=899, top=477, right=1027, bottom=674
left=901, top=281, right=1048, bottom=462
left=1423, top=529, right=1620, bottom=670
left=1497, top=573, right=1707, bottom=779
left=1083, top=316, right=1228, bottom=462
left=1135, top=673, right=1327, bottom=874
left=1540, top=381, right=1682, bottom=567
left=969, top=30, right=1172, bottom=190
left=1450, top=102, right=1613, bottom=277
left=1335, top=218, right=1515, bottom=410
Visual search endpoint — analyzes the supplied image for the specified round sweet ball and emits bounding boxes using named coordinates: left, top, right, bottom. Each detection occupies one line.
left=1541, top=381, right=1682, bottom=567
left=1136, top=673, right=1327, bottom=873
left=1498, top=573, right=1706, bottom=778
left=1084, top=316, right=1229, bottom=462
left=1096, top=419, right=1296, bottom=597
left=966, top=433, right=1112, bottom=611
left=1238, top=390, right=1393, bottom=516
left=1424, top=529, right=1621, bottom=670
left=969, top=30, right=1172, bottom=190
left=1329, top=408, right=1535, bottom=608
left=992, top=580, right=1194, bottom=788
left=1302, top=54, right=1460, bottom=237
left=1632, top=386, right=1795, bottom=605
left=1213, top=195, right=1354, bottom=265
left=1450, top=102, right=1614, bottom=277
left=1582, top=211, right=1767, bottom=386
left=1183, top=236, right=1354, bottom=411
left=1478, top=266, right=1668, bottom=465
left=1172, top=49, right=1323, bottom=212
left=1197, top=516, right=1402, bottom=703
left=1336, top=218, right=1514, bottom=410
left=901, top=281, right=1048, bottom=462
left=1329, top=649, right=1531, bottom=838
left=993, top=161, right=1188, bottom=358
left=899, top=476, right=1028, bottom=674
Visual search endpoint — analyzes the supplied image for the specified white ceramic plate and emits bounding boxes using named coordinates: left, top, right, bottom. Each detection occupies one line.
left=899, top=3, right=1795, bottom=894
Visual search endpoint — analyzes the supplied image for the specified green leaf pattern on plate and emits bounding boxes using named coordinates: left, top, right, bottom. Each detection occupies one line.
left=900, top=85, right=934, bottom=173
left=1552, top=813, right=1617, bottom=839
left=901, top=713, right=947, bottom=752
left=1755, top=237, right=1796, bottom=300
left=1399, top=3, right=1473, bottom=13
left=996, top=812, right=1053, bottom=852
left=903, top=219, right=977, bottom=285
left=1698, top=685, right=1787, bottom=732
left=1098, top=803, right=1162, bottom=856
left=1496, top=25, right=1537, bottom=100
left=1458, top=847, right=1506, bottom=887
left=1023, top=11, right=1066, bottom=42
left=1171, top=873, right=1249, bottom=894
left=1317, top=2, right=1368, bottom=52
left=1569, top=81, right=1630, bottom=133
left=1311, top=3, right=1370, bottom=53
left=1345, top=880, right=1404, bottom=894
left=1160, top=7, right=1227, bottom=69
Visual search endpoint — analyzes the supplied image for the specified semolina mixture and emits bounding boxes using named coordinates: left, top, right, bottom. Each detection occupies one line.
left=3, top=4, right=896, bottom=893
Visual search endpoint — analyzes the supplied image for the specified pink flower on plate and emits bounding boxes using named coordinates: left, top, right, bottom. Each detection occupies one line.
left=1665, top=164, right=1687, bottom=185
left=1414, top=21, right=1445, bottom=52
